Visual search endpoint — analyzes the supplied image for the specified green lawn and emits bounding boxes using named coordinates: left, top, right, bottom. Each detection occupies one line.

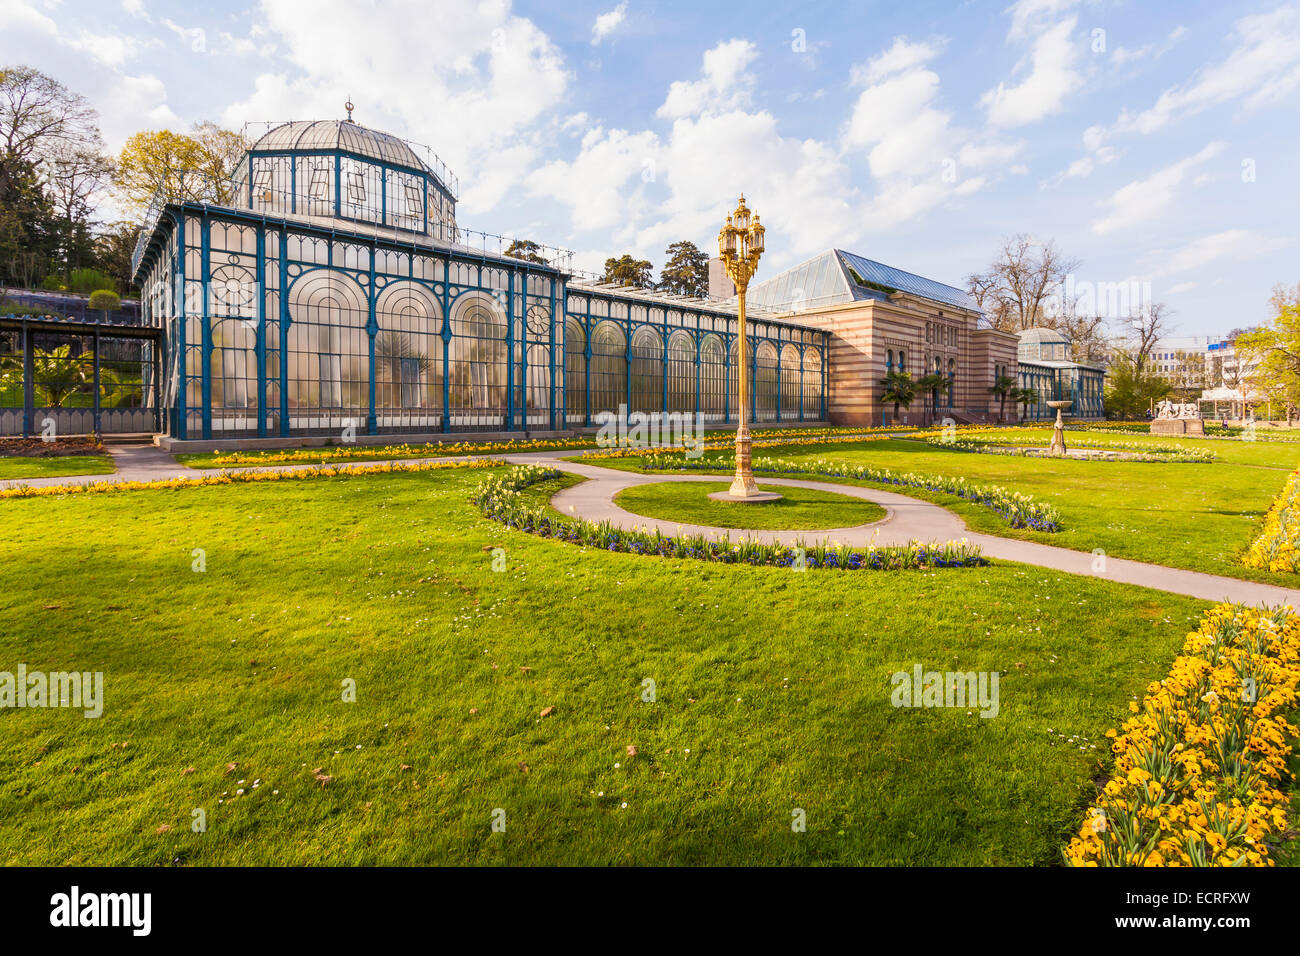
left=583, top=429, right=1299, bottom=586
left=0, top=466, right=1213, bottom=865
left=0, top=455, right=114, bottom=480
left=614, top=481, right=887, bottom=530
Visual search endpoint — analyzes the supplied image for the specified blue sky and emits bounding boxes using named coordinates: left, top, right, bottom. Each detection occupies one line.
left=2, top=0, right=1298, bottom=336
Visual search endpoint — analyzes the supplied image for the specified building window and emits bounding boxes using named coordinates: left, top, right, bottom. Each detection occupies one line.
left=318, top=353, right=342, bottom=407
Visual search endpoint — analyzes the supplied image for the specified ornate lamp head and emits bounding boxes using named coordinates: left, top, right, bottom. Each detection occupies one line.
left=749, top=215, right=765, bottom=256
left=719, top=215, right=737, bottom=257
left=733, top=195, right=751, bottom=232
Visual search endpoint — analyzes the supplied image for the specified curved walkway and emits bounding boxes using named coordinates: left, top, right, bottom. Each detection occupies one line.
left=4, top=445, right=1298, bottom=608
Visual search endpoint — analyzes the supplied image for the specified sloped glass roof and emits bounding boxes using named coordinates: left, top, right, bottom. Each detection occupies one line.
left=742, top=248, right=979, bottom=314
left=743, top=250, right=854, bottom=311
left=836, top=250, right=978, bottom=312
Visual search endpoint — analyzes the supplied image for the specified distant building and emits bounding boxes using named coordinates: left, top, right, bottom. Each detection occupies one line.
left=1015, top=327, right=1105, bottom=420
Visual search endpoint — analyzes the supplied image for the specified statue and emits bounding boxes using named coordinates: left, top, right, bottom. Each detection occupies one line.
left=1151, top=398, right=1204, bottom=435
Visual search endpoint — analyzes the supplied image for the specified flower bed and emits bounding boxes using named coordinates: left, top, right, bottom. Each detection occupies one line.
left=1064, top=603, right=1300, bottom=867
left=473, top=465, right=989, bottom=570
left=637, top=452, right=1062, bottom=532
left=919, top=433, right=1216, bottom=462
left=1243, top=465, right=1300, bottom=573
left=0, top=457, right=503, bottom=500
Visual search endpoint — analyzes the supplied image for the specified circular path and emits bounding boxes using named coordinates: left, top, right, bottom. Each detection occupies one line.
left=2, top=444, right=1298, bottom=607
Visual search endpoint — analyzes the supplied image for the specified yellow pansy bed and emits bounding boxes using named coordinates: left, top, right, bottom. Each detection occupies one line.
left=1064, top=603, right=1300, bottom=866
left=0, top=457, right=504, bottom=500
left=1243, top=465, right=1300, bottom=573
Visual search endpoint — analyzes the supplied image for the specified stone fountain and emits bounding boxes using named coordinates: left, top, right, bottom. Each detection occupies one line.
left=1047, top=400, right=1072, bottom=456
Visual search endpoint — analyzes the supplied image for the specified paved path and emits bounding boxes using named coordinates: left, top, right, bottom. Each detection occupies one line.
left=4, top=444, right=1297, bottom=608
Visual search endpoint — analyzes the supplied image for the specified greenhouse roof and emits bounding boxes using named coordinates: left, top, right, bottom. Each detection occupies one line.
left=743, top=249, right=979, bottom=315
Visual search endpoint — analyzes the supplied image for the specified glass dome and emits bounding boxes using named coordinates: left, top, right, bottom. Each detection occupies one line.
left=252, top=120, right=431, bottom=175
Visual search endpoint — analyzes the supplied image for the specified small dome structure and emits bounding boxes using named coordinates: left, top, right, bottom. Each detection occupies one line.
left=1017, top=326, right=1071, bottom=362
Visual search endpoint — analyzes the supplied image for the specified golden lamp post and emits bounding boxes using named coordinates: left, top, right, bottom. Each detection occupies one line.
left=717, top=195, right=772, bottom=501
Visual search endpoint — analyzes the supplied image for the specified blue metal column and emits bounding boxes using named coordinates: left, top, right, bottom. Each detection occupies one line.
left=92, top=329, right=101, bottom=437
left=200, top=214, right=212, bottom=440
left=583, top=313, right=592, bottom=428
left=366, top=244, right=378, bottom=435
left=506, top=270, right=516, bottom=431
left=440, top=258, right=450, bottom=433
left=21, top=320, right=32, bottom=438
left=256, top=228, right=267, bottom=437
left=549, top=277, right=557, bottom=431
left=278, top=231, right=290, bottom=437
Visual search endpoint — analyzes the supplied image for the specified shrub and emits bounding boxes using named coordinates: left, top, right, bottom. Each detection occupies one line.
left=87, top=289, right=121, bottom=313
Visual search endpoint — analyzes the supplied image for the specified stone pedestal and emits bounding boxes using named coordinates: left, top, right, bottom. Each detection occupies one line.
left=1150, top=419, right=1205, bottom=436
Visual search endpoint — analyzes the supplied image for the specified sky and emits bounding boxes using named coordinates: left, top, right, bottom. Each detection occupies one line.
left=1, top=0, right=1298, bottom=337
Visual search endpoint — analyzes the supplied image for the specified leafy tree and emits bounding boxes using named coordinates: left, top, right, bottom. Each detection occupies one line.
left=43, top=144, right=113, bottom=285
left=989, top=373, right=1017, bottom=422
left=658, top=240, right=708, bottom=297
left=88, top=289, right=120, bottom=318
left=602, top=254, right=654, bottom=289
left=0, top=156, right=57, bottom=290
left=879, top=369, right=916, bottom=423
left=503, top=239, right=549, bottom=265
left=114, top=125, right=246, bottom=212
left=918, top=371, right=951, bottom=424
left=69, top=267, right=116, bottom=295
left=1014, top=385, right=1040, bottom=418
left=30, top=344, right=86, bottom=407
left=1102, top=351, right=1170, bottom=419
left=1238, top=290, right=1300, bottom=423
left=94, top=221, right=140, bottom=293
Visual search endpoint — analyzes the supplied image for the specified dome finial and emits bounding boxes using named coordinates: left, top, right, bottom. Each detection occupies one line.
left=345, top=97, right=354, bottom=122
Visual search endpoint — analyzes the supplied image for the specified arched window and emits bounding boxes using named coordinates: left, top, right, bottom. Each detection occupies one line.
left=590, top=321, right=627, bottom=416
left=630, top=327, right=663, bottom=414
left=947, top=357, right=956, bottom=409
left=755, top=341, right=778, bottom=421
left=887, top=349, right=894, bottom=372
left=898, top=349, right=906, bottom=373
left=375, top=281, right=442, bottom=430
left=802, top=347, right=823, bottom=420
left=565, top=318, right=587, bottom=425
left=700, top=334, right=725, bottom=421
left=287, top=270, right=370, bottom=433
left=780, top=344, right=801, bottom=419
left=448, top=291, right=507, bottom=429
left=667, top=331, right=696, bottom=414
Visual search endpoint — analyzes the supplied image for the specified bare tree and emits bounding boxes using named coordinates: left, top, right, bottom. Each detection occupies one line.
left=965, top=234, right=1081, bottom=332
left=0, top=65, right=98, bottom=199
left=43, top=141, right=114, bottom=283
left=1121, top=302, right=1171, bottom=378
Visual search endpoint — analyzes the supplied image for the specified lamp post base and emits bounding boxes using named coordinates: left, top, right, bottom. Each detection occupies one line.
left=730, top=427, right=763, bottom=498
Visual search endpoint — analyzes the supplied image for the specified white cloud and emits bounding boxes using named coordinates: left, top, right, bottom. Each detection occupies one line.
left=1090, top=141, right=1225, bottom=235
left=1150, top=229, right=1296, bottom=277
left=851, top=36, right=943, bottom=86
left=1166, top=281, right=1197, bottom=294
left=223, top=0, right=572, bottom=215
left=1004, top=0, right=1080, bottom=41
left=591, top=2, right=627, bottom=45
left=982, top=16, right=1083, bottom=127
left=1103, top=7, right=1300, bottom=140
left=657, top=38, right=757, bottom=119
left=528, top=125, right=660, bottom=232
